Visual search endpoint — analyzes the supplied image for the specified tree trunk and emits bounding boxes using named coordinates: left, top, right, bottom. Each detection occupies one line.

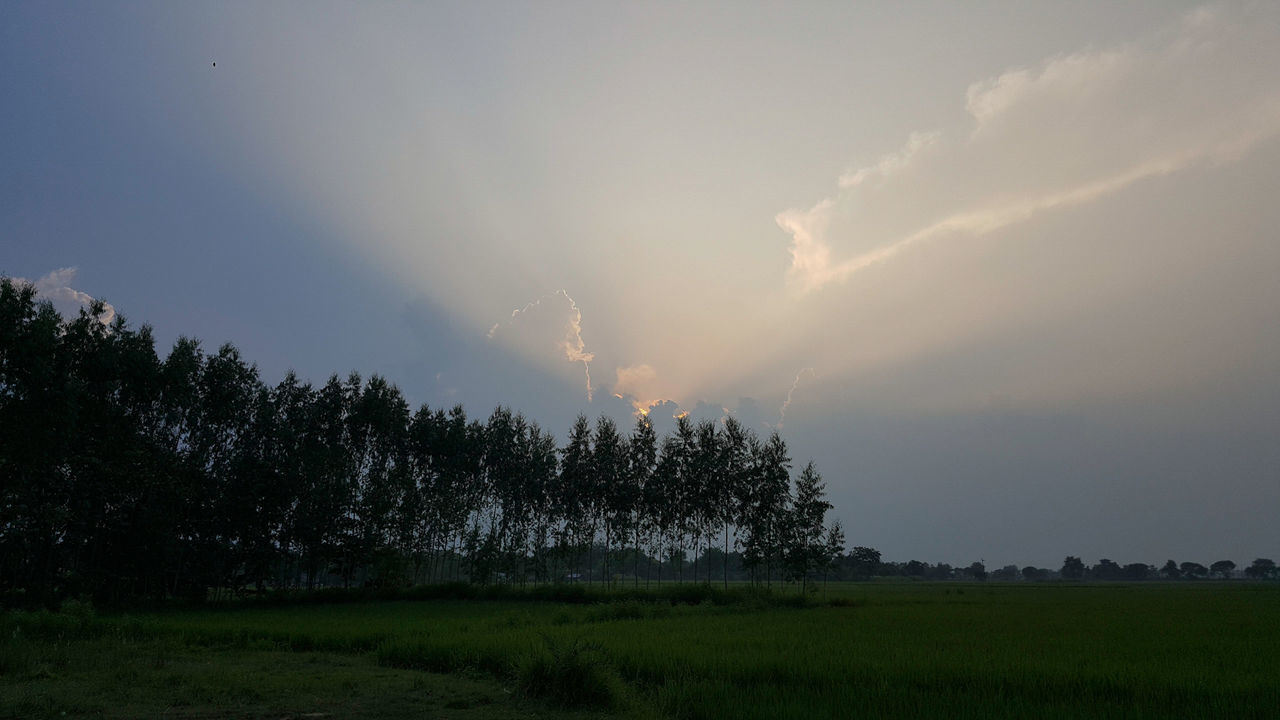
left=723, top=524, right=729, bottom=589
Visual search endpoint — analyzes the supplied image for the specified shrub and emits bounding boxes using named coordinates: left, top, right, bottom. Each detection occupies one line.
left=516, top=637, right=625, bottom=710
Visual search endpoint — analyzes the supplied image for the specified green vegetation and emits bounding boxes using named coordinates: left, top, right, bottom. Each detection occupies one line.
left=1, top=276, right=839, bottom=608
left=5, top=583, right=1278, bottom=719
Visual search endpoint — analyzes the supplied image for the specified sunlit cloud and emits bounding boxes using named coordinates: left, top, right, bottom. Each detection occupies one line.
left=776, top=367, right=815, bottom=430
left=778, top=5, right=1280, bottom=294
left=185, top=2, right=1280, bottom=425
left=612, top=363, right=666, bottom=414
left=487, top=289, right=595, bottom=402
left=17, top=267, right=116, bottom=326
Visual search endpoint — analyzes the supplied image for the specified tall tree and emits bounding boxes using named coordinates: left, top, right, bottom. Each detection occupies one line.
left=786, top=461, right=833, bottom=592
left=627, top=415, right=656, bottom=587
left=559, top=415, right=593, bottom=581
left=592, top=416, right=628, bottom=586
left=743, top=432, right=792, bottom=586
left=1, top=277, right=859, bottom=602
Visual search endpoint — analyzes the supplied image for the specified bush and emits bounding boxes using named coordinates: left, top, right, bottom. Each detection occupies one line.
left=516, top=637, right=625, bottom=710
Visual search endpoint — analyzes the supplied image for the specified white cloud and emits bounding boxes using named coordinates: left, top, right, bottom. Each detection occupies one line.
left=775, top=367, right=814, bottom=429
left=838, top=131, right=939, bottom=189
left=487, top=289, right=595, bottom=402
left=779, top=5, right=1280, bottom=294
left=613, top=363, right=656, bottom=400
left=17, top=267, right=116, bottom=325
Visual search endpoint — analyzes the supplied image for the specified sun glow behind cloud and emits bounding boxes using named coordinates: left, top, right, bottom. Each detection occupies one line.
left=187, top=3, right=1280, bottom=427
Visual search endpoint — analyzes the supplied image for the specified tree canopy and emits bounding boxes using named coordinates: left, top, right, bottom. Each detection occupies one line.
left=0, top=277, right=843, bottom=604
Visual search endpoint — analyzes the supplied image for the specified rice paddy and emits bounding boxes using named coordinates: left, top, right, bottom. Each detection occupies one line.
left=4, top=583, right=1278, bottom=718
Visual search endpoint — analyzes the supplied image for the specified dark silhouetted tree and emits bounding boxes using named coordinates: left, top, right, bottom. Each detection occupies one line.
left=1061, top=556, right=1085, bottom=580
left=848, top=546, right=882, bottom=580
left=1245, top=558, right=1275, bottom=580
left=1209, top=560, right=1236, bottom=579
left=1179, top=561, right=1208, bottom=579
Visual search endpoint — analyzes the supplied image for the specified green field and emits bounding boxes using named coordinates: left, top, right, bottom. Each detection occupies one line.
left=4, top=583, right=1278, bottom=719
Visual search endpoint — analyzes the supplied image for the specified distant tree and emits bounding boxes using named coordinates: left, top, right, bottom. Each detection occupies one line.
left=927, top=563, right=954, bottom=581
left=848, top=546, right=882, bottom=580
left=964, top=562, right=988, bottom=581
left=1245, top=558, right=1276, bottom=580
left=823, top=520, right=845, bottom=588
left=1122, top=563, right=1151, bottom=581
left=991, top=565, right=1020, bottom=582
left=1179, top=561, right=1208, bottom=579
left=1091, top=559, right=1122, bottom=581
left=903, top=560, right=928, bottom=577
left=1160, top=559, right=1181, bottom=580
left=1209, top=560, right=1236, bottom=580
left=1061, top=556, right=1085, bottom=580
left=1021, top=566, right=1046, bottom=582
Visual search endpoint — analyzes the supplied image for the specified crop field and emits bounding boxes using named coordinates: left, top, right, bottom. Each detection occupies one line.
left=4, top=583, right=1279, bottom=719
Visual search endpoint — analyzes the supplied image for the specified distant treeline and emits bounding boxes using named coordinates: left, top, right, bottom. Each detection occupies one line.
left=0, top=277, right=844, bottom=605
left=826, top=550, right=1279, bottom=582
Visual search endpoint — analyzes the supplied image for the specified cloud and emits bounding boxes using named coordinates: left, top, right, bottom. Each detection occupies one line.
left=688, top=400, right=731, bottom=426
left=776, top=367, right=814, bottom=429
left=174, top=3, right=1280, bottom=427
left=17, top=267, right=116, bottom=325
left=778, top=5, right=1280, bottom=294
left=487, top=289, right=595, bottom=402
left=838, top=131, right=940, bottom=189
left=612, top=364, right=658, bottom=410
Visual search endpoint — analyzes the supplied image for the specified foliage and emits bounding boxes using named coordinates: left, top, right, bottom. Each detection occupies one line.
left=516, top=636, right=625, bottom=709
left=5, top=583, right=1280, bottom=719
left=0, top=276, right=841, bottom=606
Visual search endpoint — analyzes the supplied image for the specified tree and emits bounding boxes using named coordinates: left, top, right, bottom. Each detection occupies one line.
left=1061, top=556, right=1085, bottom=580
left=717, top=417, right=750, bottom=587
left=1122, top=563, right=1151, bottom=581
left=848, top=546, right=881, bottom=580
left=626, top=415, right=656, bottom=587
left=786, top=461, right=833, bottom=591
left=1209, top=560, right=1236, bottom=580
left=592, top=416, right=628, bottom=586
left=558, top=415, right=593, bottom=581
left=1245, top=558, right=1276, bottom=580
left=1179, top=561, right=1208, bottom=580
left=964, top=562, right=988, bottom=581
left=1160, top=559, right=1181, bottom=580
left=822, top=520, right=845, bottom=588
left=1091, top=559, right=1122, bottom=581
left=1, top=277, right=858, bottom=602
left=742, top=432, right=791, bottom=586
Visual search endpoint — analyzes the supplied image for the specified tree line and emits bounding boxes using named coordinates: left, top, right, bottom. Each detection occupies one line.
left=0, top=277, right=843, bottom=605
left=821, top=550, right=1278, bottom=582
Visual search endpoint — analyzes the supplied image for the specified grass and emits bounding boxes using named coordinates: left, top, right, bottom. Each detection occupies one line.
left=4, top=582, right=1278, bottom=718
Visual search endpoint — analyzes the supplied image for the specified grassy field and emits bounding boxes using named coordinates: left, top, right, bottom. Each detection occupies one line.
left=4, top=583, right=1278, bottom=719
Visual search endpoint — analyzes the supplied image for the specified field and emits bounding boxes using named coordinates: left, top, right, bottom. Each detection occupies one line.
left=4, top=583, right=1278, bottom=719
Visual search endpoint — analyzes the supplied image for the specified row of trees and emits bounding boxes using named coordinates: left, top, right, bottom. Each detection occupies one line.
left=1056, top=556, right=1277, bottom=581
left=821, top=552, right=1279, bottom=582
left=0, top=277, right=843, bottom=604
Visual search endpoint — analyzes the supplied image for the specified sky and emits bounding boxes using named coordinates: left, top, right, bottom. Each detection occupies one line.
left=4, top=1, right=1279, bottom=568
